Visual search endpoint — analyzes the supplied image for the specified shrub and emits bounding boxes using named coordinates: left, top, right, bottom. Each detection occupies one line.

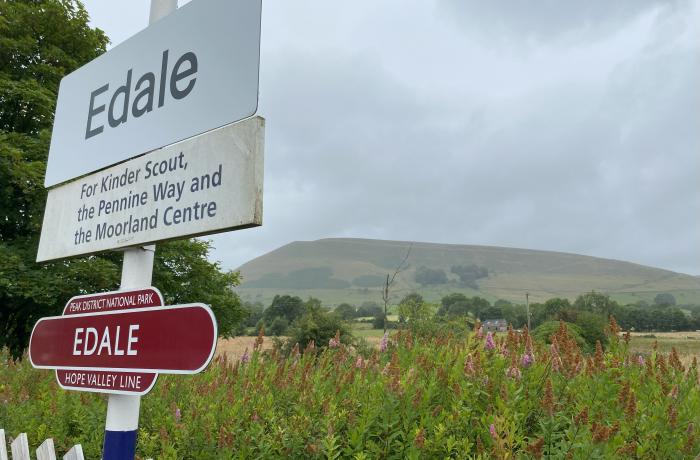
left=334, top=303, right=356, bottom=320
left=372, top=314, right=386, bottom=329
left=268, top=316, right=289, bottom=336
left=284, top=305, right=352, bottom=352
left=573, top=311, right=608, bottom=348
left=534, top=321, right=587, bottom=350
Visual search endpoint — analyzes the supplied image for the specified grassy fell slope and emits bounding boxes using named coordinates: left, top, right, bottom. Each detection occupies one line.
left=236, top=238, right=700, bottom=307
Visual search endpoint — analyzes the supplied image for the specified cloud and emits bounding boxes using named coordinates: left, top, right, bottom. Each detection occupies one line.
left=438, top=0, right=690, bottom=42
left=80, top=0, right=700, bottom=275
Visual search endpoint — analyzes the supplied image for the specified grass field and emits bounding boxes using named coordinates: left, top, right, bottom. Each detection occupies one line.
left=628, top=331, right=700, bottom=365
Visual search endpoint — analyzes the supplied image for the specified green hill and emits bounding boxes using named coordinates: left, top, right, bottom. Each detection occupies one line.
left=236, top=238, right=700, bottom=307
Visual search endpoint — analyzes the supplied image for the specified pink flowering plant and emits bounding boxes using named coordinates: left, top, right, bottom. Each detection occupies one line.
left=1, top=319, right=700, bottom=458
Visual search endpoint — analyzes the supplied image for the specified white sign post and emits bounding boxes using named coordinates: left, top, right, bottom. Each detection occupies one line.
left=101, top=2, right=174, bottom=457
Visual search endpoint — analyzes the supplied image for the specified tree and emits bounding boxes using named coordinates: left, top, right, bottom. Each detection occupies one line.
left=480, top=306, right=503, bottom=319
left=469, top=296, right=491, bottom=319
left=381, top=243, right=412, bottom=332
left=357, top=302, right=383, bottom=318
left=414, top=266, right=448, bottom=286
left=500, top=303, right=527, bottom=329
left=574, top=291, right=617, bottom=317
left=0, top=1, right=245, bottom=356
left=397, top=293, right=433, bottom=325
left=450, top=264, right=488, bottom=287
left=284, top=302, right=351, bottom=351
left=268, top=317, right=289, bottom=336
left=372, top=314, right=386, bottom=329
left=572, top=311, right=608, bottom=349
left=263, top=295, right=305, bottom=325
left=543, top=298, right=571, bottom=319
left=439, top=293, right=468, bottom=314
left=334, top=303, right=356, bottom=320
left=654, top=293, right=677, bottom=307
left=242, top=301, right=265, bottom=328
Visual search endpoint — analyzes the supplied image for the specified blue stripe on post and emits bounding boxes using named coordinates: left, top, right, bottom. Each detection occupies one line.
left=103, top=430, right=137, bottom=460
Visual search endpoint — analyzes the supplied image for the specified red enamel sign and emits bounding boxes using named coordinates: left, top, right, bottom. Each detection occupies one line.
left=57, top=288, right=162, bottom=395
left=30, top=304, right=217, bottom=374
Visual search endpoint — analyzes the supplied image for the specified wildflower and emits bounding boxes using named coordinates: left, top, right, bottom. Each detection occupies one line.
left=550, top=341, right=562, bottom=373
left=608, top=316, right=621, bottom=336
left=489, top=423, right=498, bottom=441
left=379, top=331, right=389, bottom=352
left=474, top=320, right=483, bottom=339
left=476, top=436, right=484, bottom=455
left=305, top=340, right=316, bottom=353
left=485, top=332, right=496, bottom=351
left=526, top=438, right=544, bottom=459
left=637, top=355, right=645, bottom=366
left=329, top=330, right=341, bottom=348
left=240, top=348, right=250, bottom=364
left=592, top=423, right=612, bottom=443
left=412, top=387, right=424, bottom=408
left=381, top=362, right=391, bottom=376
left=507, top=355, right=521, bottom=379
left=685, top=423, right=697, bottom=453
left=670, top=348, right=684, bottom=372
left=594, top=341, right=604, bottom=370
left=414, top=428, right=425, bottom=448
left=542, top=379, right=554, bottom=416
left=668, top=404, right=678, bottom=427
left=521, top=352, right=534, bottom=368
left=175, top=407, right=181, bottom=422
left=254, top=327, right=265, bottom=351
left=625, top=391, right=637, bottom=418
left=617, top=441, right=637, bottom=455
left=668, top=384, right=679, bottom=400
left=355, top=356, right=364, bottom=369
left=464, top=354, right=475, bottom=375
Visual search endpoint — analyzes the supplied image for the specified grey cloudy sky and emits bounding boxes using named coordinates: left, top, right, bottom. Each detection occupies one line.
left=81, top=0, right=700, bottom=275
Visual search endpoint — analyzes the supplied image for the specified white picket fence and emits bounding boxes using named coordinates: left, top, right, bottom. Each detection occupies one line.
left=0, top=429, right=83, bottom=460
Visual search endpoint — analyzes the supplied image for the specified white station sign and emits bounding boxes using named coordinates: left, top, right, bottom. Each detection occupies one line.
left=37, top=117, right=264, bottom=262
left=44, top=0, right=262, bottom=187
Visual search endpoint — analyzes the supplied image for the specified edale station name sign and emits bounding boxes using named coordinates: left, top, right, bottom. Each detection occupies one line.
left=56, top=288, right=163, bottom=395
left=44, top=0, right=262, bottom=187
left=38, top=118, right=263, bottom=262
left=29, top=303, right=217, bottom=375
